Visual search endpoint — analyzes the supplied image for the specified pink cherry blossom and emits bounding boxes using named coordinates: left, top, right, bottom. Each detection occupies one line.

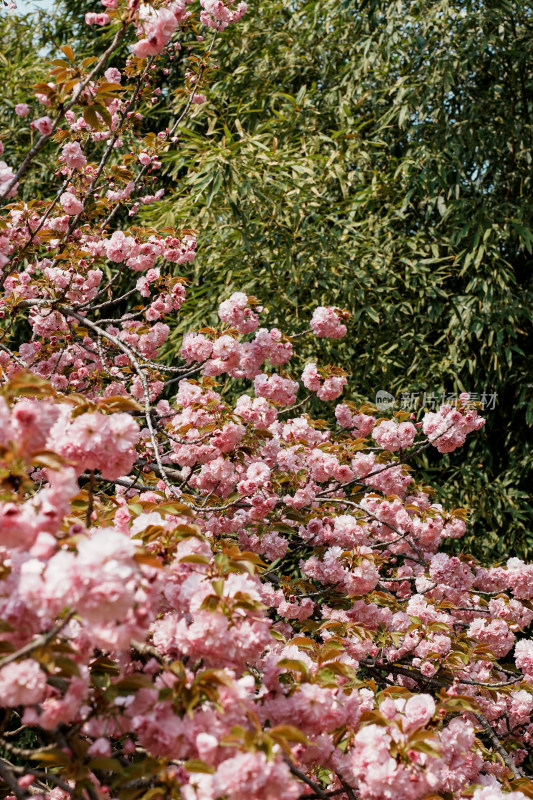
left=254, top=372, right=298, bottom=406
left=422, top=404, right=485, bottom=453
left=60, top=191, right=84, bottom=215
left=85, top=12, right=110, bottom=25
left=0, top=659, right=47, bottom=706
left=31, top=115, right=53, bottom=135
left=219, top=291, right=260, bottom=334
left=60, top=141, right=87, bottom=170
left=213, top=752, right=300, bottom=800
left=310, top=305, right=347, bottom=338
left=372, top=419, right=417, bottom=451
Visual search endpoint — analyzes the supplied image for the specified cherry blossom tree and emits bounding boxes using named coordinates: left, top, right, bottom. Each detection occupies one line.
left=0, top=3, right=533, bottom=800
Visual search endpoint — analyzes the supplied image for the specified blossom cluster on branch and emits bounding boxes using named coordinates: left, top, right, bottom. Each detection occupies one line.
left=0, top=2, right=532, bottom=800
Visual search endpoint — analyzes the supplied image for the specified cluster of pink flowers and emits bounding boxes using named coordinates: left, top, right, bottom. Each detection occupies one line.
left=372, top=418, right=417, bottom=451
left=132, top=2, right=192, bottom=58
left=181, top=325, right=292, bottom=380
left=15, top=102, right=30, bottom=117
left=302, top=362, right=347, bottom=400
left=60, top=190, right=84, bottom=215
left=200, top=0, right=248, bottom=30
left=422, top=398, right=486, bottom=452
left=218, top=291, right=260, bottom=333
left=0, top=659, right=47, bottom=707
left=85, top=12, right=111, bottom=25
left=0, top=140, right=18, bottom=198
left=254, top=372, right=299, bottom=406
left=50, top=409, right=140, bottom=479
left=310, top=305, right=348, bottom=338
left=60, top=140, right=87, bottom=170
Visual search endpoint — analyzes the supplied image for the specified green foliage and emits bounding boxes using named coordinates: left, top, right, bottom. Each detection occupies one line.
left=146, top=0, right=533, bottom=560
left=0, top=2, right=139, bottom=202
left=0, top=10, right=58, bottom=199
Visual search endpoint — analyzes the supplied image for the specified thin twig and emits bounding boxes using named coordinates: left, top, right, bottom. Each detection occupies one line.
left=284, top=759, right=331, bottom=800
left=0, top=612, right=73, bottom=669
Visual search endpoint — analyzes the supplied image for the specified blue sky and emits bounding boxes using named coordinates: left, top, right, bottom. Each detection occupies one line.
left=11, top=0, right=55, bottom=12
